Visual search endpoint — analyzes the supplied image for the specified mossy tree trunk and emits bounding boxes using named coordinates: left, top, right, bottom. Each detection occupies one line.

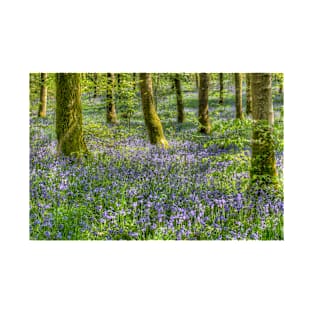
left=198, top=73, right=211, bottom=134
left=106, top=73, right=118, bottom=124
left=219, top=73, right=224, bottom=105
left=38, top=73, right=47, bottom=117
left=235, top=73, right=244, bottom=119
left=174, top=73, right=185, bottom=123
left=250, top=73, right=277, bottom=185
left=55, top=73, right=87, bottom=156
left=246, top=73, right=252, bottom=115
left=139, top=73, right=169, bottom=148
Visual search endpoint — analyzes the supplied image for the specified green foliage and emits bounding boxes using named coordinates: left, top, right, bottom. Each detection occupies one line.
left=205, top=119, right=252, bottom=150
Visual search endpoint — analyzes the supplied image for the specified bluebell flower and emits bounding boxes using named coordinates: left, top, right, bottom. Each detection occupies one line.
left=250, top=233, right=259, bottom=240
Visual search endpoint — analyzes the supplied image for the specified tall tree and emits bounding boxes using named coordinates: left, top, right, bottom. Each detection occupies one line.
left=235, top=73, right=243, bottom=119
left=278, top=75, right=283, bottom=94
left=93, top=73, right=99, bottom=98
left=219, top=73, right=224, bottom=105
left=195, top=73, right=199, bottom=90
left=278, top=73, right=284, bottom=104
left=139, top=73, right=169, bottom=148
left=132, top=72, right=137, bottom=92
left=250, top=73, right=277, bottom=185
left=117, top=73, right=121, bottom=88
left=198, top=73, right=211, bottom=134
left=174, top=73, right=185, bottom=123
left=246, top=73, right=252, bottom=115
left=38, top=73, right=48, bottom=118
left=106, top=73, right=118, bottom=124
left=55, top=73, right=87, bottom=156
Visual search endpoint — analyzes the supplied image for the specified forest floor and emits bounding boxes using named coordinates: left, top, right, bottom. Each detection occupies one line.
left=29, top=89, right=284, bottom=240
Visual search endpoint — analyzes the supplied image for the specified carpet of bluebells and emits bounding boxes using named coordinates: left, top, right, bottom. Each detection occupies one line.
left=30, top=94, right=284, bottom=240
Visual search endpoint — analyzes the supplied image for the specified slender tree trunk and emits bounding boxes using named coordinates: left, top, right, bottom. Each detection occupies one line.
left=38, top=73, right=47, bottom=117
left=235, top=73, right=243, bottom=119
left=250, top=73, right=277, bottom=185
left=246, top=73, right=252, bottom=115
left=114, top=73, right=121, bottom=104
left=55, top=73, right=87, bottom=156
left=219, top=73, right=224, bottom=105
left=198, top=73, right=211, bottom=134
left=174, top=74, right=185, bottom=123
left=116, top=73, right=121, bottom=98
left=195, top=73, right=199, bottom=91
left=279, top=75, right=284, bottom=104
left=132, top=72, right=137, bottom=92
left=93, top=73, right=99, bottom=98
left=106, top=73, right=118, bottom=124
left=139, top=73, right=169, bottom=148
left=279, top=78, right=283, bottom=94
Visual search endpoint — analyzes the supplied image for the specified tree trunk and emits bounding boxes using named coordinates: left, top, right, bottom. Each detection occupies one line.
left=195, top=73, right=199, bottom=90
left=246, top=73, right=252, bottom=115
left=55, top=73, right=87, bottom=156
left=132, top=72, right=137, bottom=92
left=93, top=73, right=99, bottom=98
left=250, top=73, right=277, bottom=185
left=279, top=78, right=283, bottom=94
left=198, top=73, right=211, bottom=134
left=278, top=75, right=284, bottom=104
left=139, top=73, right=169, bottom=148
left=38, top=73, right=47, bottom=117
left=106, top=73, right=118, bottom=124
left=219, top=73, right=224, bottom=105
left=174, top=74, right=185, bottom=123
left=235, top=73, right=243, bottom=119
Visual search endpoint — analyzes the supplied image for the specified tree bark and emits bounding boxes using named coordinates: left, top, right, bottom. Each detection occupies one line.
left=278, top=74, right=284, bottom=104
left=279, top=78, right=283, bottom=94
left=198, top=73, right=211, bottom=134
left=139, top=73, right=169, bottom=148
left=235, top=73, right=243, bottom=119
left=38, top=73, right=47, bottom=117
left=174, top=74, right=185, bottom=123
left=55, top=73, right=87, bottom=156
left=132, top=72, right=137, bottom=92
left=93, top=73, right=99, bottom=98
left=106, top=73, right=118, bottom=124
left=219, top=73, right=224, bottom=105
left=250, top=73, right=277, bottom=185
left=246, top=73, right=252, bottom=115
left=195, top=73, right=199, bottom=90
